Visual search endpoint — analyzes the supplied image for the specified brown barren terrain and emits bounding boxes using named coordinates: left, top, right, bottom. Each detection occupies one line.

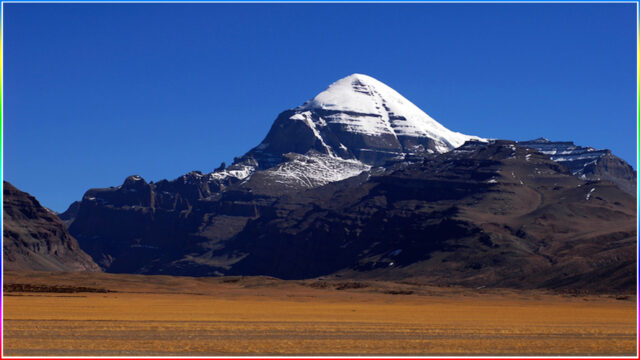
left=2, top=271, right=637, bottom=356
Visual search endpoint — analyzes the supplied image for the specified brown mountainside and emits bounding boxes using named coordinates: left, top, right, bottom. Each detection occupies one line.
left=3, top=181, right=100, bottom=272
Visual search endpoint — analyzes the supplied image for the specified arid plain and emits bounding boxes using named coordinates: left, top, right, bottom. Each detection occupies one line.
left=2, top=271, right=637, bottom=356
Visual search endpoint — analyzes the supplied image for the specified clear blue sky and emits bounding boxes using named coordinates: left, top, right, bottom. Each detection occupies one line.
left=3, top=3, right=637, bottom=212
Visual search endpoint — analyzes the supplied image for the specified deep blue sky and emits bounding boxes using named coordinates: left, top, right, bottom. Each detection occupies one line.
left=4, top=3, right=637, bottom=212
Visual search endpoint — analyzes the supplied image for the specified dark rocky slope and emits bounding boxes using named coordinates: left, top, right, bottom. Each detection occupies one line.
left=3, top=181, right=100, bottom=272
left=206, top=141, right=637, bottom=292
left=67, top=142, right=636, bottom=292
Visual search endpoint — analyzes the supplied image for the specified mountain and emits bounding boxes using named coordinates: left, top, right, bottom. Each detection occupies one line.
left=62, top=74, right=636, bottom=292
left=3, top=181, right=100, bottom=272
left=65, top=74, right=485, bottom=270
left=518, top=138, right=636, bottom=196
left=239, top=74, right=482, bottom=169
left=162, top=74, right=484, bottom=196
left=147, top=140, right=636, bottom=292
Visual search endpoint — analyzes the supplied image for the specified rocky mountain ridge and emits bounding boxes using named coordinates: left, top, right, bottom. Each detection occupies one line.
left=12, top=74, right=635, bottom=292
left=518, top=138, right=636, bottom=195
left=62, top=139, right=636, bottom=292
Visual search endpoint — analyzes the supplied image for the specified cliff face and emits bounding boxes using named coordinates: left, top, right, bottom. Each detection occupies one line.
left=3, top=181, right=100, bottom=272
left=518, top=138, right=636, bottom=196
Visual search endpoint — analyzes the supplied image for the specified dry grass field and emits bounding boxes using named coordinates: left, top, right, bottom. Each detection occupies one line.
left=2, top=271, right=637, bottom=356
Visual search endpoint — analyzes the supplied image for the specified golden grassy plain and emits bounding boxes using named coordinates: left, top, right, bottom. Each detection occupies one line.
left=2, top=271, right=637, bottom=356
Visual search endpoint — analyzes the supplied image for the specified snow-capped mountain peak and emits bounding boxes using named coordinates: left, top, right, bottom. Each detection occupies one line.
left=298, top=73, right=482, bottom=152
left=201, top=74, right=486, bottom=192
left=240, top=73, right=484, bottom=172
left=301, top=73, right=401, bottom=114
